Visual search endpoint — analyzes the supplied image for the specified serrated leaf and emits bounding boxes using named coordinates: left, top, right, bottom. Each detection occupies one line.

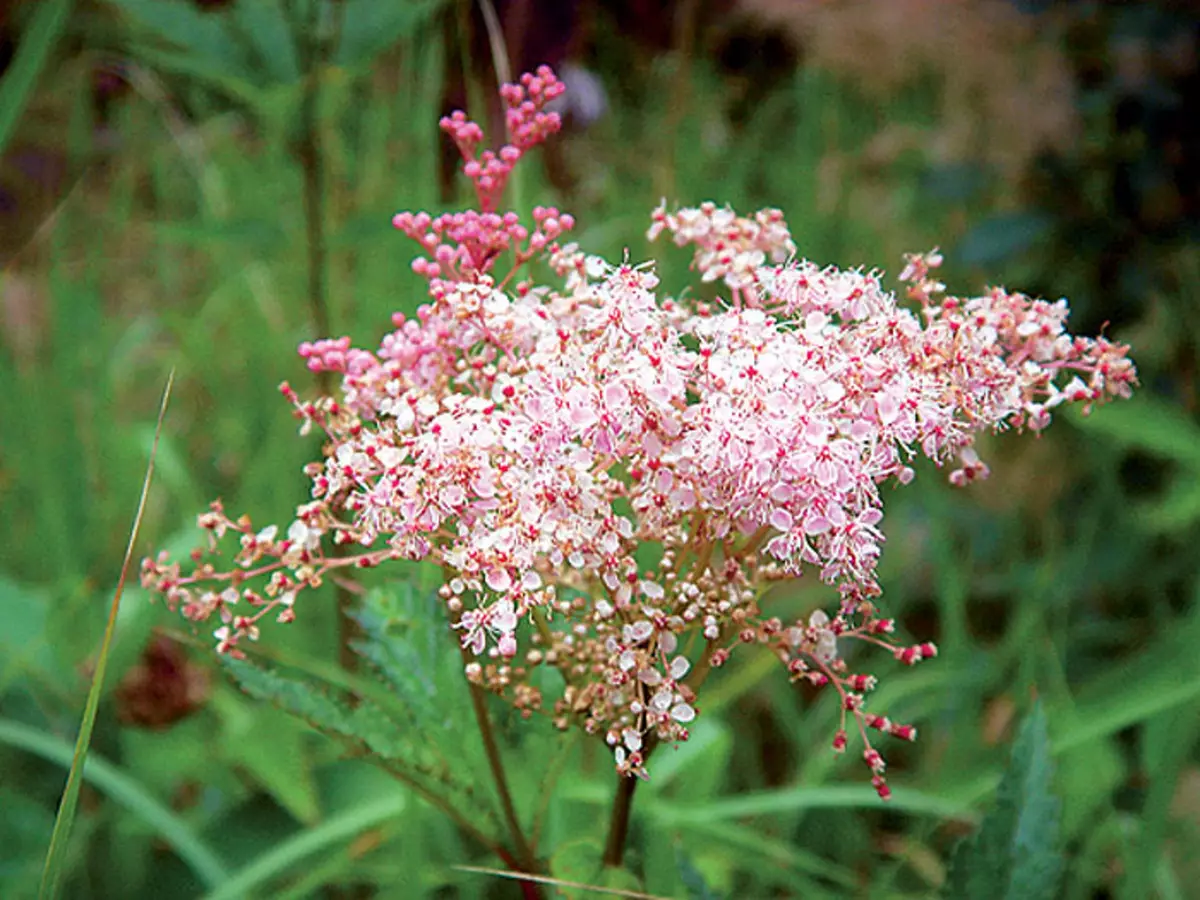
left=222, top=656, right=497, bottom=836
left=225, top=656, right=406, bottom=762
left=350, top=584, right=473, bottom=737
left=214, top=689, right=320, bottom=825
left=945, top=704, right=1063, bottom=900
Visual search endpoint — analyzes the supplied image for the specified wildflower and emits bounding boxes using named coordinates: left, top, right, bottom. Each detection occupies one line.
left=141, top=66, right=1136, bottom=796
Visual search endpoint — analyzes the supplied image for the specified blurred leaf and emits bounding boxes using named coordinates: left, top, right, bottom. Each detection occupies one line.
left=945, top=704, right=1063, bottom=900
left=1067, top=397, right=1200, bottom=469
left=674, top=818, right=857, bottom=891
left=1056, top=738, right=1123, bottom=841
left=199, top=789, right=406, bottom=900
left=129, top=47, right=264, bottom=111
left=649, top=717, right=731, bottom=800
left=228, top=0, right=299, bottom=85
left=1141, top=474, right=1200, bottom=533
left=334, top=0, right=445, bottom=69
left=102, top=0, right=255, bottom=82
left=548, top=838, right=604, bottom=900
left=0, top=0, right=73, bottom=160
left=956, top=212, right=1055, bottom=266
left=0, top=577, right=56, bottom=692
left=645, top=784, right=973, bottom=825
left=676, top=845, right=723, bottom=900
left=0, top=786, right=54, bottom=898
left=1062, top=636, right=1200, bottom=754
left=0, top=718, right=229, bottom=888
left=153, top=217, right=287, bottom=251
left=214, top=688, right=320, bottom=825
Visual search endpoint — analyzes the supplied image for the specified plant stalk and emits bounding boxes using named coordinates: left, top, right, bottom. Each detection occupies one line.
left=460, top=650, right=539, bottom=882
left=602, top=773, right=640, bottom=868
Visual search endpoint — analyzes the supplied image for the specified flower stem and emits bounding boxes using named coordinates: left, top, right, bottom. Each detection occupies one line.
left=602, top=772, right=640, bottom=868
left=458, top=641, right=541, bottom=896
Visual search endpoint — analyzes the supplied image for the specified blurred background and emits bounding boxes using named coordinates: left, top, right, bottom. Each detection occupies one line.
left=1, top=0, right=1198, bottom=897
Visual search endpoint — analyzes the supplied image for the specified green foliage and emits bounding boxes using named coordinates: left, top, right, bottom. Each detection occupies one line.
left=223, top=649, right=497, bottom=839
left=0, top=718, right=230, bottom=889
left=0, top=0, right=73, bottom=158
left=100, top=0, right=445, bottom=114
left=945, top=704, right=1063, bottom=900
left=1, top=2, right=1197, bottom=897
left=349, top=582, right=474, bottom=739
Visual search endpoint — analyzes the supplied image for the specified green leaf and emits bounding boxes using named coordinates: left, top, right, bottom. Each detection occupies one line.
left=228, top=0, right=299, bottom=85
left=0, top=0, right=73, bottom=160
left=102, top=0, right=256, bottom=82
left=642, top=784, right=973, bottom=825
left=945, top=704, right=1063, bottom=900
left=213, top=688, right=321, bottom=825
left=222, top=655, right=498, bottom=839
left=1067, top=397, right=1200, bottom=470
left=0, top=577, right=56, bottom=693
left=0, top=718, right=229, bottom=889
left=334, top=0, right=445, bottom=69
left=128, top=46, right=266, bottom=112
left=676, top=844, right=724, bottom=900
left=1056, top=738, right=1123, bottom=841
left=0, top=786, right=56, bottom=898
left=349, top=584, right=475, bottom=742
left=198, top=791, right=407, bottom=900
left=548, top=838, right=604, bottom=900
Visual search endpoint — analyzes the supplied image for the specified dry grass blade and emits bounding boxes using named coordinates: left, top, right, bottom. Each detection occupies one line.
left=39, top=370, right=176, bottom=900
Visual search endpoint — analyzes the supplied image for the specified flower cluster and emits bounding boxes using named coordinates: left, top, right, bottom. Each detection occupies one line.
left=141, top=67, right=1136, bottom=796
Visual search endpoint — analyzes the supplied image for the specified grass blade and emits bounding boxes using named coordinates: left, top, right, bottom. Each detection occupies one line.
left=38, top=371, right=174, bottom=900
left=199, top=793, right=407, bottom=900
left=0, top=0, right=73, bottom=160
left=0, top=718, right=229, bottom=888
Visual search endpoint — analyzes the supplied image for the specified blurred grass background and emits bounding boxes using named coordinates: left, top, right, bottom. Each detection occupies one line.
left=0, top=0, right=1197, bottom=897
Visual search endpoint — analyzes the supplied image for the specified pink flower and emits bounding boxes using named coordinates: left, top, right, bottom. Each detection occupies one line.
left=142, top=67, right=1137, bottom=793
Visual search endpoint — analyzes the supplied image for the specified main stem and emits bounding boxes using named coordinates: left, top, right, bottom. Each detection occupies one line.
left=602, top=774, right=640, bottom=868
